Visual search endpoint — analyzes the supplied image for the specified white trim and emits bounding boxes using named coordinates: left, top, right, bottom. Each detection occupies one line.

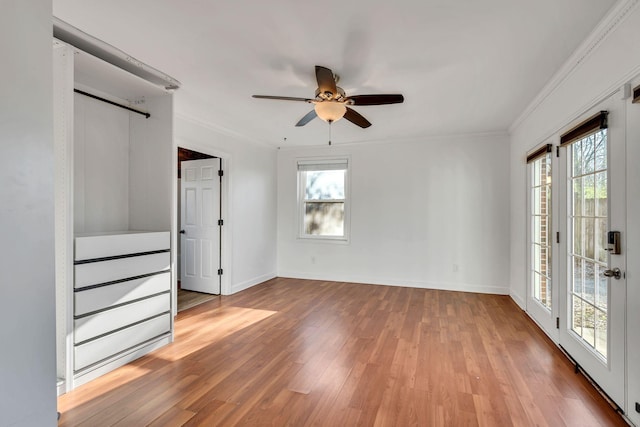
left=510, top=291, right=526, bottom=310
left=231, top=272, right=277, bottom=294
left=510, top=0, right=640, bottom=133
left=277, top=271, right=509, bottom=295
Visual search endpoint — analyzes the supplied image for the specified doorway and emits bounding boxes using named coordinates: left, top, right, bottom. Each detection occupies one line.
left=177, top=147, right=222, bottom=311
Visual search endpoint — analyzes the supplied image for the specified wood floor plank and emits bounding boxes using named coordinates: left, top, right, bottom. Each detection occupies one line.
left=58, top=278, right=627, bottom=426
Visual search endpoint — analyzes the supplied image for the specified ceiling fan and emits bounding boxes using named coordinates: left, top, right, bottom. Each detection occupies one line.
left=252, top=65, right=404, bottom=129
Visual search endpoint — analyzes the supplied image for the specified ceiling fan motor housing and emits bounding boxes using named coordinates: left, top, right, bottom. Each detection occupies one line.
left=315, top=86, right=346, bottom=101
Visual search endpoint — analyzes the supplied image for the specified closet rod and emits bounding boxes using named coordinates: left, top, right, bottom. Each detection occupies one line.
left=74, top=89, right=150, bottom=118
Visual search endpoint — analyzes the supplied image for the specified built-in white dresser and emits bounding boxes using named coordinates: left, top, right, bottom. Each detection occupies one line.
left=73, top=231, right=171, bottom=381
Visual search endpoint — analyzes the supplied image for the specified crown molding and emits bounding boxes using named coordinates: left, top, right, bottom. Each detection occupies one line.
left=509, top=0, right=639, bottom=133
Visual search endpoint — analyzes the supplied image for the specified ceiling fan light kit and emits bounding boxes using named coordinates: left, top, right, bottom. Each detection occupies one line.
left=252, top=65, right=404, bottom=142
left=314, top=101, right=347, bottom=123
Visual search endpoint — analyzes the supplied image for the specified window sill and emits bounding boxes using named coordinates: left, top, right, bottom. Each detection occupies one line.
left=297, top=235, right=350, bottom=245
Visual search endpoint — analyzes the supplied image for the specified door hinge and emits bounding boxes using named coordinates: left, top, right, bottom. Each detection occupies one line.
left=556, top=317, right=560, bottom=329
left=556, top=146, right=560, bottom=157
left=217, top=268, right=223, bottom=276
left=556, top=232, right=560, bottom=244
left=218, top=219, right=224, bottom=226
left=218, top=169, right=224, bottom=177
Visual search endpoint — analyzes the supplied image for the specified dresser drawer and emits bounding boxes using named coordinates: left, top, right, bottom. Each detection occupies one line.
left=75, top=293, right=170, bottom=343
left=74, top=313, right=170, bottom=371
left=75, top=271, right=170, bottom=316
left=75, top=231, right=170, bottom=261
left=74, top=252, right=170, bottom=288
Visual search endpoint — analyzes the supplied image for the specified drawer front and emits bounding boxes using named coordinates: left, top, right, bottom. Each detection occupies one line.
left=74, top=313, right=170, bottom=371
left=75, top=271, right=170, bottom=316
left=75, top=231, right=170, bottom=261
left=75, top=252, right=170, bottom=288
left=74, top=293, right=170, bottom=343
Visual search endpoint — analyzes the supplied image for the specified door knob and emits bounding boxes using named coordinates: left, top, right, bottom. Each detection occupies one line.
left=603, top=267, right=622, bottom=280
left=179, top=229, right=186, bottom=234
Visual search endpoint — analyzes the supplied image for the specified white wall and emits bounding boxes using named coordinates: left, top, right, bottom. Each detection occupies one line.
left=509, top=2, right=640, bottom=423
left=0, top=1, right=58, bottom=425
left=74, top=93, right=130, bottom=233
left=277, top=134, right=511, bottom=294
left=129, top=94, right=174, bottom=232
left=174, top=115, right=278, bottom=294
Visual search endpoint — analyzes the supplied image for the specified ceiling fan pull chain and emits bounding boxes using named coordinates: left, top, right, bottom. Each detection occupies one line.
left=328, top=121, right=332, bottom=146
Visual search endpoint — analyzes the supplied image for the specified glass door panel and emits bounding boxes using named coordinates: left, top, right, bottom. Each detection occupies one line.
left=558, top=95, right=625, bottom=409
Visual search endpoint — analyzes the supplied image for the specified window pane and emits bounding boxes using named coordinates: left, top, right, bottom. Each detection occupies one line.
left=594, top=131, right=607, bottom=171
left=595, top=218, right=607, bottom=263
left=582, top=134, right=595, bottom=174
left=304, top=202, right=344, bottom=236
left=584, top=218, right=595, bottom=260
left=583, top=175, right=595, bottom=217
left=595, top=171, right=607, bottom=217
left=583, top=261, right=595, bottom=304
left=573, top=177, right=583, bottom=216
left=573, top=140, right=583, bottom=176
left=573, top=217, right=583, bottom=256
left=573, top=257, right=583, bottom=295
left=596, top=266, right=608, bottom=311
left=595, top=308, right=607, bottom=358
left=305, top=170, right=345, bottom=200
left=572, top=295, right=583, bottom=336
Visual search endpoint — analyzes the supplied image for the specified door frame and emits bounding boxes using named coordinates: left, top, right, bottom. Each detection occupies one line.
left=172, top=143, right=232, bottom=317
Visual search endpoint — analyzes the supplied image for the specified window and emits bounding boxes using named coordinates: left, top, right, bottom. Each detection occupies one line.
left=297, top=158, right=349, bottom=240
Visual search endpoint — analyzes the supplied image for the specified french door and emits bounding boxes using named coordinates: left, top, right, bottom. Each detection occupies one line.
left=527, top=145, right=558, bottom=341
left=558, top=95, right=626, bottom=407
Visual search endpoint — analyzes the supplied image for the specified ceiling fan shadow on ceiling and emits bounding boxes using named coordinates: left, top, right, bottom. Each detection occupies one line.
left=252, top=65, right=404, bottom=130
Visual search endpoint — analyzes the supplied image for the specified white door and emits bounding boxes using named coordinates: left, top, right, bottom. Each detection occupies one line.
left=526, top=145, right=559, bottom=341
left=180, top=158, right=221, bottom=294
left=558, top=94, right=626, bottom=407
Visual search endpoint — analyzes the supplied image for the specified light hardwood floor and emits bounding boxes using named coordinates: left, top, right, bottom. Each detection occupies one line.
left=177, top=289, right=219, bottom=312
left=58, top=278, right=627, bottom=426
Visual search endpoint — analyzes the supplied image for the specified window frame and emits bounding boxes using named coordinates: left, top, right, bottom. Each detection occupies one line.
left=296, top=156, right=351, bottom=243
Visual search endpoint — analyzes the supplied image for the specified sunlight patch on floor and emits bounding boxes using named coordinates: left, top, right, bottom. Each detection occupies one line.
left=159, top=306, right=278, bottom=361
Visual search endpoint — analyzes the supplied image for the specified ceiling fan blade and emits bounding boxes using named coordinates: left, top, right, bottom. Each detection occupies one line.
left=344, top=107, right=372, bottom=128
left=347, top=94, right=404, bottom=105
left=252, top=95, right=312, bottom=102
left=295, top=110, right=318, bottom=127
left=315, top=66, right=338, bottom=98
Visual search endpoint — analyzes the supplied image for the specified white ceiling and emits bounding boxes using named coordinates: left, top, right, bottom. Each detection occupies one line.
left=53, top=0, right=617, bottom=148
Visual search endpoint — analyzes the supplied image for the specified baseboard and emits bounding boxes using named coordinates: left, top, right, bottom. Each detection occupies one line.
left=509, top=290, right=526, bottom=309
left=277, top=270, right=509, bottom=295
left=231, top=272, right=277, bottom=294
